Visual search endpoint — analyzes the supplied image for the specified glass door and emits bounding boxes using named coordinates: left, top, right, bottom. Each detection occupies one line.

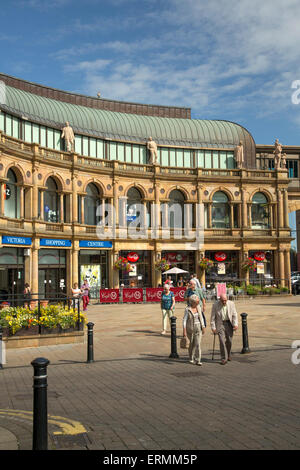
left=38, top=267, right=66, bottom=301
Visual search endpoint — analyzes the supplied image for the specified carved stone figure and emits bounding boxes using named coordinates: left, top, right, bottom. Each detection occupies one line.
left=234, top=140, right=244, bottom=169
left=61, top=121, right=75, bottom=152
left=147, top=137, right=158, bottom=164
left=281, top=153, right=287, bottom=169
left=273, top=138, right=282, bottom=169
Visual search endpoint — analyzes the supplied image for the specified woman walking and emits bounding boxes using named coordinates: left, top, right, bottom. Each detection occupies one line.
left=23, top=283, right=32, bottom=308
left=182, top=294, right=206, bottom=365
left=160, top=284, right=175, bottom=335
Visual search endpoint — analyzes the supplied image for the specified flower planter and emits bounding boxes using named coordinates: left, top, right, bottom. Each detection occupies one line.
left=13, top=326, right=39, bottom=336
left=40, top=326, right=60, bottom=335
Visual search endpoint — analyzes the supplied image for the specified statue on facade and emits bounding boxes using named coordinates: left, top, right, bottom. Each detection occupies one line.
left=147, top=137, right=158, bottom=164
left=281, top=153, right=287, bottom=169
left=234, top=140, right=244, bottom=169
left=273, top=138, right=282, bottom=169
left=61, top=121, right=75, bottom=152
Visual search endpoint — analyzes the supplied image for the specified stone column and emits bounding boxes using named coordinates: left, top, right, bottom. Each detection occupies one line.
left=208, top=203, right=212, bottom=228
left=31, top=239, right=39, bottom=299
left=248, top=203, right=252, bottom=228
left=230, top=203, right=234, bottom=229
left=198, top=251, right=206, bottom=286
left=0, top=182, right=5, bottom=216
left=32, top=169, right=39, bottom=219
left=113, top=178, right=119, bottom=229
left=277, top=189, right=284, bottom=229
left=242, top=189, right=248, bottom=228
left=72, top=241, right=79, bottom=288
left=19, top=186, right=24, bottom=219
left=72, top=174, right=78, bottom=223
left=39, top=189, right=44, bottom=220
left=81, top=194, right=85, bottom=224
left=283, top=190, right=289, bottom=228
left=279, top=249, right=285, bottom=287
left=284, top=250, right=291, bottom=291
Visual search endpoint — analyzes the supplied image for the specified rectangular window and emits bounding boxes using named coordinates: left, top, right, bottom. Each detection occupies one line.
left=141, top=146, right=147, bottom=164
left=74, top=135, right=82, bottom=154
left=176, top=149, right=184, bottom=167
left=97, top=139, right=104, bottom=159
left=125, top=144, right=132, bottom=162
left=90, top=138, right=97, bottom=157
left=12, top=117, right=19, bottom=138
left=118, top=143, right=125, bottom=161
left=161, top=148, right=169, bottom=166
left=32, top=123, right=39, bottom=144
left=6, top=114, right=12, bottom=136
left=0, top=112, right=4, bottom=131
left=132, top=145, right=140, bottom=163
left=82, top=136, right=89, bottom=156
left=54, top=129, right=61, bottom=150
left=110, top=142, right=117, bottom=160
left=204, top=151, right=212, bottom=168
left=47, top=128, right=54, bottom=149
left=220, top=152, right=227, bottom=169
left=184, top=150, right=191, bottom=168
left=24, top=122, right=32, bottom=142
left=212, top=151, right=219, bottom=168
left=40, top=126, right=46, bottom=147
left=197, top=150, right=204, bottom=167
left=170, top=149, right=176, bottom=166
left=227, top=152, right=235, bottom=169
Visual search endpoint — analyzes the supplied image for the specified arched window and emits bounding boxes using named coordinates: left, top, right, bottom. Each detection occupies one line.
left=84, top=183, right=100, bottom=226
left=4, top=169, right=20, bottom=218
left=126, top=187, right=142, bottom=226
left=251, top=192, right=269, bottom=229
left=169, top=189, right=185, bottom=229
left=44, top=177, right=59, bottom=222
left=212, top=191, right=230, bottom=228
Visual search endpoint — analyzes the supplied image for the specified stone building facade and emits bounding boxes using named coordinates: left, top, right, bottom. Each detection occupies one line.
left=0, top=74, right=292, bottom=299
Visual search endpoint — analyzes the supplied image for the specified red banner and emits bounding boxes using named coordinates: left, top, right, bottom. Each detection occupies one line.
left=100, top=289, right=120, bottom=303
left=170, top=287, right=186, bottom=302
left=146, top=288, right=163, bottom=302
left=122, top=288, right=143, bottom=303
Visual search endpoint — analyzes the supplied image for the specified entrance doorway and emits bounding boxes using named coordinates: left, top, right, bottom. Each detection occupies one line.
left=38, top=267, right=66, bottom=300
left=0, top=266, right=24, bottom=305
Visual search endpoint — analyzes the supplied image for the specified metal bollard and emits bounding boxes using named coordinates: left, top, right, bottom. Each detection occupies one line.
left=31, top=357, right=50, bottom=450
left=240, top=313, right=251, bottom=354
left=169, top=316, right=179, bottom=359
left=0, top=326, right=3, bottom=369
left=87, top=322, right=94, bottom=363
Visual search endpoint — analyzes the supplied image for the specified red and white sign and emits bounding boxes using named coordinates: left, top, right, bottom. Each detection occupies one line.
left=123, top=288, right=143, bottom=303
left=100, top=289, right=120, bottom=303
left=254, top=252, right=265, bottom=262
left=164, top=252, right=186, bottom=263
left=170, top=287, right=186, bottom=302
left=127, top=252, right=140, bottom=263
left=146, top=288, right=163, bottom=302
left=214, top=252, right=227, bottom=262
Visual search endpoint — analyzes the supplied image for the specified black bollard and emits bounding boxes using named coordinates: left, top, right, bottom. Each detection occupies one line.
left=31, top=357, right=50, bottom=450
left=169, top=316, right=179, bottom=359
left=240, top=313, right=251, bottom=354
left=87, top=322, right=94, bottom=363
left=0, top=326, right=3, bottom=369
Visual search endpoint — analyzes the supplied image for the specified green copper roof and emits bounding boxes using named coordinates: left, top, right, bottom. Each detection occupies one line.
left=2, top=84, right=255, bottom=156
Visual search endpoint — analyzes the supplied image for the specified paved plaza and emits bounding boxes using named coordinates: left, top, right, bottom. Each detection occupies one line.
left=0, top=295, right=299, bottom=451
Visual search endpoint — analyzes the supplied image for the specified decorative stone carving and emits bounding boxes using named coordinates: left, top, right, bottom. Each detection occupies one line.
left=234, top=140, right=244, bottom=169
left=61, top=121, right=75, bottom=152
left=281, top=153, right=286, bottom=169
left=273, top=138, right=282, bottom=169
left=147, top=137, right=158, bottom=165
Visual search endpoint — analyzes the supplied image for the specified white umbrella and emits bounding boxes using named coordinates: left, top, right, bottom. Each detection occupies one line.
left=162, top=267, right=189, bottom=274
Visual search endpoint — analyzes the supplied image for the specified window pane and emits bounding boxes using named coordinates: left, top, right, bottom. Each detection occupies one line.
left=161, top=148, right=169, bottom=166
left=6, top=115, right=12, bottom=136
left=24, top=122, right=32, bottom=142
left=97, top=140, right=104, bottom=159
left=125, top=144, right=131, bottom=162
left=82, top=136, right=89, bottom=156
left=74, top=135, right=82, bottom=154
left=227, top=152, right=235, bottom=169
left=177, top=149, right=183, bottom=167
left=54, top=129, right=61, bottom=150
left=141, top=146, right=147, bottom=164
left=47, top=128, right=54, bottom=149
left=184, top=150, right=191, bottom=167
left=204, top=151, right=212, bottom=168
left=32, top=124, right=39, bottom=144
left=90, top=138, right=96, bottom=157
left=12, top=117, right=19, bottom=138
left=220, top=152, right=227, bottom=169
left=40, top=126, right=46, bottom=147
left=118, top=143, right=125, bottom=161
left=170, top=149, right=176, bottom=166
left=132, top=145, right=140, bottom=163
left=212, top=151, right=219, bottom=168
left=197, top=150, right=204, bottom=167
left=110, top=142, right=117, bottom=160
left=0, top=112, right=4, bottom=131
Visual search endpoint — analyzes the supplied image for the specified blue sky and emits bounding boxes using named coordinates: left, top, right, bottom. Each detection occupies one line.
left=2, top=0, right=300, bottom=145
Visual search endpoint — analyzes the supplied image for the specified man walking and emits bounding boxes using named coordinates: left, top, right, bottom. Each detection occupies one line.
left=210, top=293, right=238, bottom=365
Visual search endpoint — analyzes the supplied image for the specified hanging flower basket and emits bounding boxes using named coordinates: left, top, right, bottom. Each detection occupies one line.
left=242, top=257, right=257, bottom=272
left=155, top=258, right=170, bottom=272
left=114, top=257, right=133, bottom=273
left=198, top=257, right=214, bottom=271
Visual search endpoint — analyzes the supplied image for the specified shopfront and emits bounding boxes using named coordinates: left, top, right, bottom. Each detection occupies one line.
left=0, top=236, right=31, bottom=304
left=249, top=250, right=274, bottom=284
left=161, top=251, right=195, bottom=282
left=205, top=251, right=239, bottom=286
left=79, top=241, right=111, bottom=298
left=119, top=250, right=151, bottom=287
left=38, top=239, right=71, bottom=299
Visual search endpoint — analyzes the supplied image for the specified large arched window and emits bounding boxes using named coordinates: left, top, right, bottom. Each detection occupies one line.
left=212, top=191, right=230, bottom=228
left=169, top=189, right=185, bottom=229
left=84, top=183, right=100, bottom=226
left=251, top=192, right=270, bottom=229
left=126, top=187, right=142, bottom=226
left=44, top=177, right=59, bottom=222
left=4, top=169, right=20, bottom=218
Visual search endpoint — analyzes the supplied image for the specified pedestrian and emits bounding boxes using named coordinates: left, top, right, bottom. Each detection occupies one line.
left=210, top=293, right=238, bottom=365
left=81, top=278, right=90, bottom=311
left=71, top=282, right=82, bottom=309
left=177, top=276, right=184, bottom=287
left=23, top=283, right=32, bottom=308
left=164, top=275, right=173, bottom=287
left=182, top=294, right=205, bottom=365
left=160, top=284, right=175, bottom=335
left=191, top=273, right=201, bottom=289
left=184, top=279, right=206, bottom=325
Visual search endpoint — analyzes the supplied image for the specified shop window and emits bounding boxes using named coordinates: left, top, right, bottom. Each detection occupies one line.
left=211, top=191, right=230, bottom=229
left=4, top=169, right=20, bottom=219
left=251, top=192, right=270, bottom=229
left=44, top=177, right=59, bottom=223
left=84, top=183, right=100, bottom=226
left=119, top=250, right=151, bottom=287
left=126, top=187, right=143, bottom=227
